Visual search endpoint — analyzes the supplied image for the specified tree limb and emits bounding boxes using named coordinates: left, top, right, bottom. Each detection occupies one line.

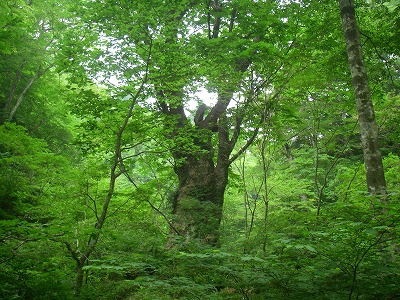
left=7, top=63, right=54, bottom=122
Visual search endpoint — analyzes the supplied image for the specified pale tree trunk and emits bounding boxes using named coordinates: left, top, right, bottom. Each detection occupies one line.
left=7, top=72, right=41, bottom=122
left=339, top=0, right=387, bottom=195
left=2, top=68, right=22, bottom=123
left=1, top=64, right=52, bottom=124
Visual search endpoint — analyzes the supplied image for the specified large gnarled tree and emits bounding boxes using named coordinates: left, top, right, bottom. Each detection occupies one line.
left=74, top=0, right=296, bottom=245
left=149, top=0, right=295, bottom=244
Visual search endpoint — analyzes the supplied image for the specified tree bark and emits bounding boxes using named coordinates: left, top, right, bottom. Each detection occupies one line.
left=1, top=68, right=22, bottom=123
left=1, top=63, right=52, bottom=124
left=167, top=93, right=235, bottom=246
left=339, top=0, right=387, bottom=195
left=156, top=1, right=256, bottom=246
left=172, top=154, right=225, bottom=245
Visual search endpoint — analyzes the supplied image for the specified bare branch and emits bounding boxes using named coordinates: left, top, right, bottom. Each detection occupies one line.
left=146, top=199, right=181, bottom=235
left=63, top=241, right=80, bottom=264
left=229, top=127, right=260, bottom=164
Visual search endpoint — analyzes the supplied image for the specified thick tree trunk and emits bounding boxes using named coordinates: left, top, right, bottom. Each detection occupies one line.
left=172, top=155, right=226, bottom=245
left=164, top=92, right=237, bottom=246
left=339, top=0, right=387, bottom=195
left=75, top=260, right=85, bottom=292
left=170, top=113, right=231, bottom=245
left=158, top=1, right=251, bottom=246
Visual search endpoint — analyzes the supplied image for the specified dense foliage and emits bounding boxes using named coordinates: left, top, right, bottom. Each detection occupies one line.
left=1, top=0, right=399, bottom=299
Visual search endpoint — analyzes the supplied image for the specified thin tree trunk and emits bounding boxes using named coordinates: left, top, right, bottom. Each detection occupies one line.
left=7, top=73, right=40, bottom=122
left=260, top=136, right=270, bottom=256
left=63, top=45, right=151, bottom=291
left=1, top=69, right=22, bottom=123
left=339, top=0, right=387, bottom=195
left=4, top=64, right=52, bottom=123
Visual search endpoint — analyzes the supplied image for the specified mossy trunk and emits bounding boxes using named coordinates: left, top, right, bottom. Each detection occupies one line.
left=171, top=142, right=229, bottom=246
left=76, top=263, right=85, bottom=293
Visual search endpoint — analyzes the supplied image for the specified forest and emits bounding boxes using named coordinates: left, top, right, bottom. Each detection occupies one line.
left=1, top=0, right=400, bottom=299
